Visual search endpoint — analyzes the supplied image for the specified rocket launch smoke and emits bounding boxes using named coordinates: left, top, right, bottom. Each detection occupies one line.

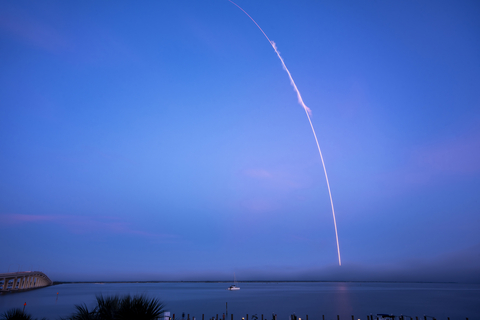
left=229, top=0, right=342, bottom=266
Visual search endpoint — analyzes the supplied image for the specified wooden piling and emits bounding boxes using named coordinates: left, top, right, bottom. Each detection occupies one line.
left=247, top=314, right=249, bottom=320
left=338, top=315, right=340, bottom=320
left=352, top=315, right=354, bottom=320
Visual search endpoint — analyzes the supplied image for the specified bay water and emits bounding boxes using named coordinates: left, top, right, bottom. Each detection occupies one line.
left=0, top=282, right=479, bottom=320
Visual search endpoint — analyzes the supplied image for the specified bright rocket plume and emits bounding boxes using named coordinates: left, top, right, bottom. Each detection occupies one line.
left=229, top=0, right=342, bottom=266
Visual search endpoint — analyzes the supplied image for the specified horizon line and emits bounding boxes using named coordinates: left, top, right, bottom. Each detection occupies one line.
left=51, top=280, right=461, bottom=285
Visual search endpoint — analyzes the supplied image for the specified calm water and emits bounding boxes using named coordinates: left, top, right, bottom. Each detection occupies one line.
left=0, top=282, right=479, bottom=320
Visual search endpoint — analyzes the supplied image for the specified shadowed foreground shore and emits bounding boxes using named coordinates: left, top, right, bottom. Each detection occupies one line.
left=1, top=294, right=473, bottom=320
left=1, top=295, right=164, bottom=320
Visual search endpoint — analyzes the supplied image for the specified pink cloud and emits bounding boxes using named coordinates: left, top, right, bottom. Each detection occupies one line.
left=241, top=167, right=309, bottom=189
left=378, top=127, right=480, bottom=188
left=236, top=167, right=315, bottom=216
left=240, top=198, right=278, bottom=214
left=0, top=4, right=136, bottom=64
left=242, top=169, right=273, bottom=179
left=0, top=213, right=174, bottom=240
left=0, top=9, right=71, bottom=54
left=414, top=130, right=480, bottom=176
left=2, top=214, right=56, bottom=223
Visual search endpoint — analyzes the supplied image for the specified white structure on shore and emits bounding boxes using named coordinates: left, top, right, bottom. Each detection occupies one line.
left=0, top=271, right=53, bottom=292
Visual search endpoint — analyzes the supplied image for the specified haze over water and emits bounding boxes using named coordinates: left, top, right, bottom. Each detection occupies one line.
left=1, top=282, right=479, bottom=320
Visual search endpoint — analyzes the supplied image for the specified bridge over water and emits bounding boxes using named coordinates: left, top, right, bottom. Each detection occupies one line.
left=0, top=271, right=53, bottom=292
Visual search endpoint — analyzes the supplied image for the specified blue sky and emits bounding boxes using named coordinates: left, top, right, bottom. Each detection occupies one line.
left=1, top=0, right=479, bottom=282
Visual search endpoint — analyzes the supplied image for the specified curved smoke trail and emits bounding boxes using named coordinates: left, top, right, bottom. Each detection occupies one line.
left=229, top=0, right=341, bottom=266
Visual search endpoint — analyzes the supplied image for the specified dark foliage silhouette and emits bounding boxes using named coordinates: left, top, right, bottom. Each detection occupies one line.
left=64, top=294, right=165, bottom=320
left=1, top=309, right=45, bottom=320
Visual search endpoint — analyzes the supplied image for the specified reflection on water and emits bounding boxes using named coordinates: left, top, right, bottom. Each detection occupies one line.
left=0, top=282, right=479, bottom=320
left=333, top=282, right=352, bottom=317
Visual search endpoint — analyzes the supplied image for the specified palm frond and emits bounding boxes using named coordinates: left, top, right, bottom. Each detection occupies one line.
left=67, top=294, right=165, bottom=320
left=117, top=295, right=165, bottom=320
left=1, top=309, right=33, bottom=320
left=95, top=295, right=120, bottom=320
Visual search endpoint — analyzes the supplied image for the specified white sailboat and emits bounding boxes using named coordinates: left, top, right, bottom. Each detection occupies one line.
left=227, top=273, right=240, bottom=290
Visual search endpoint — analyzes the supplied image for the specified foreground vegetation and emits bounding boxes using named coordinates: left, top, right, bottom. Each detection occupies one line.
left=0, top=308, right=45, bottom=320
left=1, top=295, right=164, bottom=320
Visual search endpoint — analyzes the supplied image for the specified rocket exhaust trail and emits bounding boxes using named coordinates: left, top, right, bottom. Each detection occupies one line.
left=229, top=0, right=341, bottom=266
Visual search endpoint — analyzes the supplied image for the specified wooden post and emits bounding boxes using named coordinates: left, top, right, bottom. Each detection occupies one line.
left=352, top=316, right=354, bottom=320
left=247, top=315, right=249, bottom=320
left=322, top=315, right=325, bottom=320
left=188, top=314, right=190, bottom=320
left=217, top=314, right=218, bottom=320
left=202, top=315, right=204, bottom=320
left=338, top=315, right=340, bottom=320
left=231, top=315, right=233, bottom=320
left=307, top=315, right=308, bottom=320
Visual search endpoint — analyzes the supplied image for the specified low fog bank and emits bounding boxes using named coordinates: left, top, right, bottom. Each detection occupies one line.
left=246, top=244, right=480, bottom=283
left=53, top=245, right=480, bottom=283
